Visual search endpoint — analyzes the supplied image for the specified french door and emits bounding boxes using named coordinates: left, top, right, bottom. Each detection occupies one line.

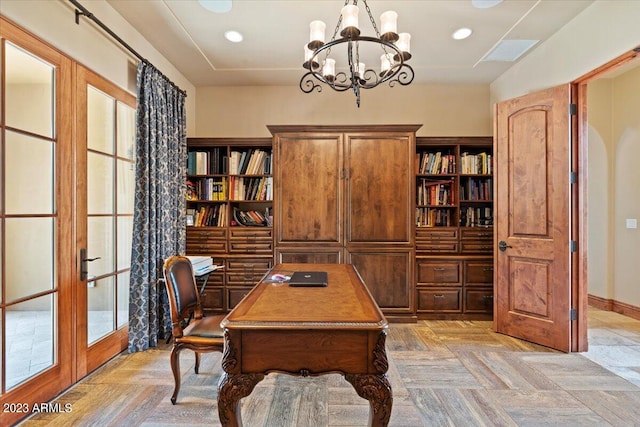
left=0, top=18, right=74, bottom=425
left=0, top=18, right=135, bottom=424
left=75, top=66, right=135, bottom=377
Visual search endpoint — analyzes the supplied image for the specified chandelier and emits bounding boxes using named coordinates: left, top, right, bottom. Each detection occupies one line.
left=300, top=0, right=414, bottom=107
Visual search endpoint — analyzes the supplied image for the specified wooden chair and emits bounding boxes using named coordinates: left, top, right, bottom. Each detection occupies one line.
left=163, top=255, right=225, bottom=404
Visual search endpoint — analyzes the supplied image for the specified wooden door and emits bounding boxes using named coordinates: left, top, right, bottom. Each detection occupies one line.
left=274, top=133, right=343, bottom=247
left=345, top=133, right=414, bottom=244
left=494, top=84, right=573, bottom=352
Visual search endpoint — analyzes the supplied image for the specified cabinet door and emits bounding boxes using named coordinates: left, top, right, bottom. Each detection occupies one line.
left=348, top=249, right=414, bottom=315
left=275, top=134, right=343, bottom=245
left=346, top=133, right=414, bottom=244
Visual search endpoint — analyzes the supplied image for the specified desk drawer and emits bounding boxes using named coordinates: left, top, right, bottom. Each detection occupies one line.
left=417, top=288, right=462, bottom=313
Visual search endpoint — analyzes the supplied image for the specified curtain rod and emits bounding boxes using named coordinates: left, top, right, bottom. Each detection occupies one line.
left=69, top=0, right=187, bottom=97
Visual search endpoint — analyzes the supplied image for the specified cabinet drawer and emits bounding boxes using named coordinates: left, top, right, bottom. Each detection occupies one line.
left=417, top=261, right=461, bottom=285
left=460, top=241, right=493, bottom=254
left=187, top=241, right=227, bottom=253
left=416, top=228, right=458, bottom=240
left=416, top=242, right=459, bottom=252
left=186, top=228, right=228, bottom=253
left=229, top=240, right=273, bottom=253
left=417, top=288, right=462, bottom=313
left=201, top=286, right=224, bottom=311
left=460, top=228, right=492, bottom=240
left=465, top=261, right=493, bottom=286
left=464, top=288, right=493, bottom=314
left=226, top=258, right=272, bottom=271
left=227, top=287, right=253, bottom=310
left=229, top=228, right=272, bottom=239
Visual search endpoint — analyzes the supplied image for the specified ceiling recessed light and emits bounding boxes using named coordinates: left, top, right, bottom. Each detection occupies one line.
left=452, top=28, right=473, bottom=40
left=199, top=0, right=232, bottom=14
left=472, top=0, right=503, bottom=9
left=224, top=30, right=243, bottom=43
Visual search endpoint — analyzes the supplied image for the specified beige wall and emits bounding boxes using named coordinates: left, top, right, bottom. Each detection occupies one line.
left=0, top=0, right=196, bottom=134
left=587, top=66, right=640, bottom=307
left=195, top=84, right=492, bottom=137
left=490, top=0, right=640, bottom=103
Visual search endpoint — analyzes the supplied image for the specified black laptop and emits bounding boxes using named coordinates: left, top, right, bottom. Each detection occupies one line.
left=288, top=271, right=328, bottom=287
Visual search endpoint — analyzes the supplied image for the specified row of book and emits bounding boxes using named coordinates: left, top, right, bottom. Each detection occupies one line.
left=230, top=149, right=272, bottom=175
left=416, top=207, right=454, bottom=227
left=460, top=207, right=493, bottom=227
left=417, top=179, right=455, bottom=206
left=232, top=207, right=272, bottom=227
left=188, top=148, right=226, bottom=175
left=229, top=176, right=272, bottom=201
left=187, top=204, right=227, bottom=227
left=186, top=178, right=227, bottom=201
left=459, top=178, right=493, bottom=201
left=460, top=152, right=492, bottom=175
left=417, top=151, right=456, bottom=175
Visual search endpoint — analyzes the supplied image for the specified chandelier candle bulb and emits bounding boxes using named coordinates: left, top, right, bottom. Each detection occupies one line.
left=380, top=53, right=394, bottom=75
left=309, top=20, right=326, bottom=50
left=303, top=44, right=319, bottom=69
left=323, top=58, right=336, bottom=82
left=394, top=33, right=412, bottom=61
left=340, top=5, right=361, bottom=38
left=380, top=11, right=399, bottom=42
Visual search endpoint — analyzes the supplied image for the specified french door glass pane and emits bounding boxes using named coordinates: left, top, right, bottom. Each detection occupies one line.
left=5, top=295, right=55, bottom=390
left=87, top=216, right=115, bottom=278
left=5, top=131, right=54, bottom=215
left=87, top=87, right=115, bottom=154
left=5, top=218, right=54, bottom=302
left=117, top=159, right=135, bottom=214
left=4, top=42, right=54, bottom=138
left=87, top=276, right=114, bottom=344
left=117, top=216, right=133, bottom=270
left=117, top=103, right=136, bottom=160
left=88, top=152, right=114, bottom=215
left=117, top=272, right=129, bottom=328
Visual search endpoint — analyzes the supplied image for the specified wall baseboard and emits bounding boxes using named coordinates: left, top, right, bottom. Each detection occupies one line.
left=588, top=294, right=640, bottom=321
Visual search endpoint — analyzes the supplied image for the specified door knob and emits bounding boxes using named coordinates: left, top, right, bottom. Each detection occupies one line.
left=498, top=240, right=512, bottom=252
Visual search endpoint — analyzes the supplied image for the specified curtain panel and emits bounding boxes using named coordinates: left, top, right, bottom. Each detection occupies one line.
left=128, top=61, right=187, bottom=353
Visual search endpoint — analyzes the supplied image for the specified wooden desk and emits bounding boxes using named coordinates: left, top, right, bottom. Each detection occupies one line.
left=217, top=263, right=392, bottom=426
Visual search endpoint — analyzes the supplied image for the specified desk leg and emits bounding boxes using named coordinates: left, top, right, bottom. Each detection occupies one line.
left=345, top=373, right=393, bottom=427
left=218, top=372, right=264, bottom=427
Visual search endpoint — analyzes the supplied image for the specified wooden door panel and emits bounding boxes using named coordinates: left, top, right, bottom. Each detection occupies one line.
left=348, top=250, right=414, bottom=314
left=495, top=84, right=572, bottom=352
left=346, top=135, right=414, bottom=244
left=275, top=134, right=343, bottom=244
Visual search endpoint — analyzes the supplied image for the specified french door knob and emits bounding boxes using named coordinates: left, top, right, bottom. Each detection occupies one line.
left=498, top=240, right=512, bottom=252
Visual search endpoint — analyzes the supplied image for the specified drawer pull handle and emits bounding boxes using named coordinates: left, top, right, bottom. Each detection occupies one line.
left=483, top=267, right=493, bottom=272
left=434, top=294, right=445, bottom=298
left=483, top=295, right=493, bottom=299
left=433, top=267, right=445, bottom=271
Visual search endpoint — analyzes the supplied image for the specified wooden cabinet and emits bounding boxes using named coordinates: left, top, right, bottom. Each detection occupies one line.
left=415, top=137, right=494, bottom=319
left=185, top=138, right=274, bottom=313
left=270, top=125, right=420, bottom=320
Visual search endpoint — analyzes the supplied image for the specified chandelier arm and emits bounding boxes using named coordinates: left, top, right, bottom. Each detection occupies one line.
left=299, top=72, right=324, bottom=94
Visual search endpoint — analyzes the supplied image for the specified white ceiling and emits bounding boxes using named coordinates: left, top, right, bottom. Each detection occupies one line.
left=106, top=0, right=595, bottom=88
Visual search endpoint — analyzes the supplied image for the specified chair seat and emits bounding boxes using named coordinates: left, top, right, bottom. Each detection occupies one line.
left=182, top=314, right=225, bottom=339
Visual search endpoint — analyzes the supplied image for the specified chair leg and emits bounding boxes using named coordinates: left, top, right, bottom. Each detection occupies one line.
left=194, top=351, right=201, bottom=374
left=170, top=344, right=182, bottom=405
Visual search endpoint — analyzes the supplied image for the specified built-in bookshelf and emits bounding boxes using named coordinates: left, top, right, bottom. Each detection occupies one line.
left=186, top=138, right=274, bottom=314
left=186, top=142, right=273, bottom=228
left=415, top=137, right=494, bottom=320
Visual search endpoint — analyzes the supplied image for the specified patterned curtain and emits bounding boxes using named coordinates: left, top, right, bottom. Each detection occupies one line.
left=128, top=61, right=187, bottom=353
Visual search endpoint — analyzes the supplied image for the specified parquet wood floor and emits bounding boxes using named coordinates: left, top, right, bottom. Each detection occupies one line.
left=19, top=308, right=640, bottom=426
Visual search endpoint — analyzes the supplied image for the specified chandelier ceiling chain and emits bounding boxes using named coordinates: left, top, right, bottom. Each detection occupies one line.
left=300, top=0, right=415, bottom=107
